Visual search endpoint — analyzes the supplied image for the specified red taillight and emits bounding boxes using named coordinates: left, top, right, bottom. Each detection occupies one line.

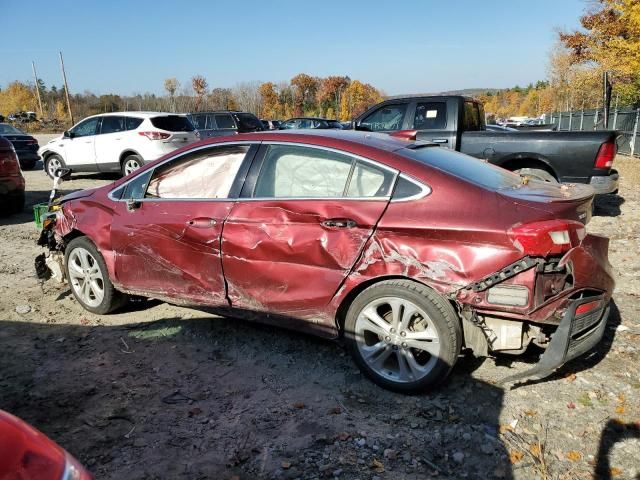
left=138, top=131, right=170, bottom=140
left=0, top=150, right=21, bottom=175
left=594, top=141, right=616, bottom=169
left=25, top=139, right=37, bottom=145
left=575, top=300, right=601, bottom=316
left=508, top=219, right=586, bottom=257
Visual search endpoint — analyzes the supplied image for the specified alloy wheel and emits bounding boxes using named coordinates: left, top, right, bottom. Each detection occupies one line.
left=67, top=247, right=105, bottom=308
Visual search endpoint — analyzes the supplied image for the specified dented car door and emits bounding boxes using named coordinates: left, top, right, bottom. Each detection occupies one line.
left=221, top=143, right=397, bottom=321
left=110, top=144, right=256, bottom=304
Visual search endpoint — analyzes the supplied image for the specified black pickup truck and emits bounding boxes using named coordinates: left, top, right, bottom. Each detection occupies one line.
left=354, top=95, right=619, bottom=194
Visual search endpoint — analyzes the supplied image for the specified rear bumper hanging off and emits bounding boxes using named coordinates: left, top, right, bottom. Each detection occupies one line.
left=500, top=294, right=609, bottom=385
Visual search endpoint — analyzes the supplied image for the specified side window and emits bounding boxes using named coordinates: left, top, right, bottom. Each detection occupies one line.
left=463, top=102, right=481, bottom=131
left=214, top=114, right=235, bottom=129
left=360, top=104, right=407, bottom=132
left=254, top=145, right=353, bottom=198
left=121, top=170, right=152, bottom=200
left=205, top=114, right=217, bottom=130
left=100, top=116, right=125, bottom=134
left=146, top=145, right=250, bottom=199
left=70, top=117, right=99, bottom=137
left=413, top=102, right=447, bottom=130
left=392, top=176, right=428, bottom=200
left=125, top=117, right=144, bottom=130
left=189, top=114, right=206, bottom=130
left=346, top=161, right=395, bottom=197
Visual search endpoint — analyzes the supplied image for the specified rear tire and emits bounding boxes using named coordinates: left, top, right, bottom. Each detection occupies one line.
left=344, top=279, right=462, bottom=393
left=64, top=236, right=126, bottom=314
left=45, top=154, right=66, bottom=179
left=121, top=154, right=143, bottom=176
left=515, top=167, right=557, bottom=183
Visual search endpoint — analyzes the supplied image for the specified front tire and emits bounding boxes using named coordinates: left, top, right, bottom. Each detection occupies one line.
left=344, top=280, right=462, bottom=393
left=121, top=154, right=143, bottom=176
left=65, top=236, right=126, bottom=314
left=45, top=154, right=66, bottom=179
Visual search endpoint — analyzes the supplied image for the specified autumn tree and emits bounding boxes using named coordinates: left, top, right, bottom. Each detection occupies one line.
left=191, top=75, right=209, bottom=112
left=560, top=0, right=640, bottom=105
left=291, top=73, right=319, bottom=116
left=209, top=88, right=236, bottom=110
left=0, top=81, right=37, bottom=116
left=317, top=76, right=350, bottom=118
left=259, top=82, right=279, bottom=118
left=164, top=77, right=179, bottom=112
left=339, top=80, right=383, bottom=120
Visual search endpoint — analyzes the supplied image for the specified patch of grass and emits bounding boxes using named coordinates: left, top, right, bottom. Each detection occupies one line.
left=128, top=325, right=182, bottom=340
left=577, top=392, right=593, bottom=408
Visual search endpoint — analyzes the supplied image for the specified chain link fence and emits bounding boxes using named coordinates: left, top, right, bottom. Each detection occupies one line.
left=543, top=108, right=640, bottom=157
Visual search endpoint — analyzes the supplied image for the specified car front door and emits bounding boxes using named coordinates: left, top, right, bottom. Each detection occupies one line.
left=110, top=143, right=257, bottom=304
left=63, top=117, right=100, bottom=169
left=410, top=100, right=457, bottom=148
left=221, top=143, right=397, bottom=322
left=94, top=115, right=125, bottom=171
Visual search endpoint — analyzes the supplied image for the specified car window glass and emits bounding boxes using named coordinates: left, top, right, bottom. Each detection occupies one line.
left=463, top=102, right=482, bottom=131
left=122, top=170, right=152, bottom=200
left=71, top=118, right=99, bottom=137
left=125, top=117, right=144, bottom=130
left=205, top=114, right=216, bottom=130
left=254, top=145, right=353, bottom=198
left=360, top=104, right=407, bottom=131
left=146, top=145, right=249, bottom=199
left=413, top=102, right=447, bottom=130
left=189, top=114, right=206, bottom=130
left=150, top=115, right=195, bottom=132
left=214, top=114, right=235, bottom=129
left=392, top=176, right=425, bottom=200
left=234, top=113, right=262, bottom=131
left=346, top=161, right=395, bottom=197
left=100, top=116, right=125, bottom=134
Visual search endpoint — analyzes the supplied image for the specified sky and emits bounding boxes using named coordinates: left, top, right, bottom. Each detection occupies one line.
left=2, top=0, right=587, bottom=97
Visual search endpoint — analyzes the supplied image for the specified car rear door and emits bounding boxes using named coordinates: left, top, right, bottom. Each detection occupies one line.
left=94, top=115, right=125, bottom=171
left=221, top=142, right=397, bottom=319
left=109, top=143, right=257, bottom=304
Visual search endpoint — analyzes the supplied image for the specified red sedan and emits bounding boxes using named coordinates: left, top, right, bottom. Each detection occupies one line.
left=36, top=130, right=614, bottom=392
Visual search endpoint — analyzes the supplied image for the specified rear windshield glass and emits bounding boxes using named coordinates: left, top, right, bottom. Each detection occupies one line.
left=151, top=115, right=195, bottom=132
left=233, top=113, right=262, bottom=131
left=0, top=124, right=24, bottom=134
left=399, top=146, right=522, bottom=190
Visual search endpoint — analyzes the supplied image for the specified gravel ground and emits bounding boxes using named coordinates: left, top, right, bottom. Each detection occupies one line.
left=0, top=147, right=638, bottom=479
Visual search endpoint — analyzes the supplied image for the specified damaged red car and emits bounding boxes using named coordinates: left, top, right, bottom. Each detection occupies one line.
left=36, top=130, right=614, bottom=392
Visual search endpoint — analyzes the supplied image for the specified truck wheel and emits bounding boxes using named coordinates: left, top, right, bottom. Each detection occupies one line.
left=65, top=236, right=126, bottom=314
left=515, top=167, right=557, bottom=183
left=344, top=279, right=462, bottom=393
left=122, top=154, right=143, bottom=176
left=45, top=154, right=65, bottom=179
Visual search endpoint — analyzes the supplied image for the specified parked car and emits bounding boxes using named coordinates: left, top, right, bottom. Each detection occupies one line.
left=279, top=117, right=344, bottom=130
left=187, top=111, right=264, bottom=139
left=485, top=124, right=518, bottom=132
left=0, top=136, right=25, bottom=214
left=8, top=111, right=37, bottom=123
left=0, top=409, right=92, bottom=479
left=36, top=130, right=614, bottom=393
left=354, top=95, right=619, bottom=194
left=261, top=119, right=281, bottom=130
left=38, top=112, right=197, bottom=178
left=0, top=122, right=40, bottom=169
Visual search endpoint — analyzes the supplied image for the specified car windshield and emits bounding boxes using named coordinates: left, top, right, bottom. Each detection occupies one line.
left=151, top=115, right=195, bottom=132
left=399, top=145, right=523, bottom=190
left=0, top=124, right=25, bottom=135
left=233, top=113, right=262, bottom=130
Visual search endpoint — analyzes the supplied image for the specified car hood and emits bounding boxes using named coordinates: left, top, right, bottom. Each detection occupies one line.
left=58, top=188, right=97, bottom=203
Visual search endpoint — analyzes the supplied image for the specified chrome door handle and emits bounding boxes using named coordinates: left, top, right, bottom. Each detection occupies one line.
left=432, top=138, right=448, bottom=144
left=187, top=217, right=217, bottom=228
left=321, top=218, right=357, bottom=229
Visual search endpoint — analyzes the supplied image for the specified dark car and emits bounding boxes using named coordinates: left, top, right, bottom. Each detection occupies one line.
left=187, top=111, right=264, bottom=138
left=0, top=123, right=40, bottom=169
left=261, top=119, right=281, bottom=130
left=0, top=136, right=25, bottom=214
left=279, top=117, right=343, bottom=130
left=36, top=130, right=614, bottom=393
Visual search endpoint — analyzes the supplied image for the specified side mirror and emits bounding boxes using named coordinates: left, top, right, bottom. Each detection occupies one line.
left=354, top=124, right=372, bottom=132
left=63, top=130, right=75, bottom=139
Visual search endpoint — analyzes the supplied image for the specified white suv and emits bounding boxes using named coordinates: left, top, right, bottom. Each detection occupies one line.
left=39, top=112, right=198, bottom=178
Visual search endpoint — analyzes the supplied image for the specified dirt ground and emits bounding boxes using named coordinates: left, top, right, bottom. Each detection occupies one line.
left=0, top=146, right=638, bottom=480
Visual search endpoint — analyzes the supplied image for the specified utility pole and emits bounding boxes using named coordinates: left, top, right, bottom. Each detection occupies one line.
left=59, top=51, right=74, bottom=125
left=31, top=61, right=44, bottom=119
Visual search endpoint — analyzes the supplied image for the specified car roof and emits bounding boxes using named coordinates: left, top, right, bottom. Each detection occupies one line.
left=86, top=112, right=185, bottom=119
left=187, top=111, right=252, bottom=114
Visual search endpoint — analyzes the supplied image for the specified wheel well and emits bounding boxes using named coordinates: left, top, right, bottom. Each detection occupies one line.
left=334, top=275, right=456, bottom=336
left=500, top=158, right=557, bottom=180
left=61, top=229, right=85, bottom=249
left=119, top=150, right=139, bottom=165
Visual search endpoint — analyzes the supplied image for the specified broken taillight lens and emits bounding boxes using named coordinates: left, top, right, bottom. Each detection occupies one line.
left=138, top=131, right=171, bottom=140
left=508, top=220, right=586, bottom=257
left=594, top=141, right=616, bottom=169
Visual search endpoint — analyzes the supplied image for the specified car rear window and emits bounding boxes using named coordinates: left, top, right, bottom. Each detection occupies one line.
left=151, top=115, right=195, bottom=132
left=399, top=145, right=522, bottom=190
left=233, top=113, right=262, bottom=131
left=125, top=117, right=144, bottom=130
